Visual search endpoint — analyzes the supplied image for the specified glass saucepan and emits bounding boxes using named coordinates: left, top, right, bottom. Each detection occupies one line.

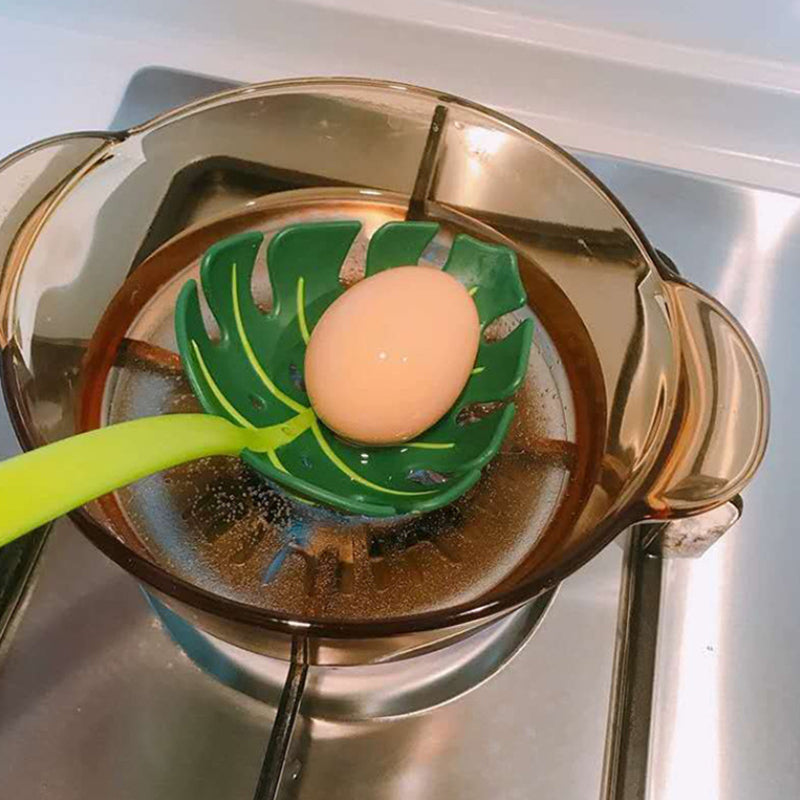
left=0, top=78, right=768, bottom=668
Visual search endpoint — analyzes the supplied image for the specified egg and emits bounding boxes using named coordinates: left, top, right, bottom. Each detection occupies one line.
left=304, top=266, right=480, bottom=445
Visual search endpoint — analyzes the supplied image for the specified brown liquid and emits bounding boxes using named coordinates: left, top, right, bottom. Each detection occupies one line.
left=79, top=191, right=593, bottom=620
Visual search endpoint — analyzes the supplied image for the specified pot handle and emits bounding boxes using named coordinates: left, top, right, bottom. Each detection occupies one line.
left=0, top=132, right=122, bottom=335
left=646, top=280, right=769, bottom=518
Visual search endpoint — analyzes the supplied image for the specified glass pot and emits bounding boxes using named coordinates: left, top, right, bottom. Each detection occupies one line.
left=0, top=78, right=768, bottom=667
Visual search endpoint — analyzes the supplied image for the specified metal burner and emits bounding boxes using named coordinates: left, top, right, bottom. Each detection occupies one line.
left=148, top=588, right=555, bottom=720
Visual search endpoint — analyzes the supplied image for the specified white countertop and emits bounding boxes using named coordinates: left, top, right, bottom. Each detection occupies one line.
left=3, top=0, right=800, bottom=195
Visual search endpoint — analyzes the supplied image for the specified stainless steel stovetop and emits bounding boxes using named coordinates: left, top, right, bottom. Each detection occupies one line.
left=0, top=69, right=797, bottom=800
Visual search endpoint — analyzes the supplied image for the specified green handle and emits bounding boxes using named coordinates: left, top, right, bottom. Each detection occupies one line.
left=0, top=414, right=252, bottom=547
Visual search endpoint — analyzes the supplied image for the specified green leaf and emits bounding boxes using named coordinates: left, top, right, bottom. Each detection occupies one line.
left=175, top=221, right=531, bottom=517
left=365, top=221, right=439, bottom=276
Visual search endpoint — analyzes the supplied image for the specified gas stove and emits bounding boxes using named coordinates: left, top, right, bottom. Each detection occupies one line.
left=0, top=68, right=796, bottom=800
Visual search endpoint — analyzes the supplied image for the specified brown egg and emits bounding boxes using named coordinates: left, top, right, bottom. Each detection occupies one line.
left=304, top=266, right=480, bottom=445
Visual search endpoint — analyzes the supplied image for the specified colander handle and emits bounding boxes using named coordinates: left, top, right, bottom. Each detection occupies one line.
left=646, top=280, right=769, bottom=519
left=0, top=414, right=253, bottom=547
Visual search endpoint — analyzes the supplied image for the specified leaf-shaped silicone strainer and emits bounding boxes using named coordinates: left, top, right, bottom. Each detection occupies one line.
left=0, top=221, right=532, bottom=546
left=175, top=221, right=532, bottom=517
